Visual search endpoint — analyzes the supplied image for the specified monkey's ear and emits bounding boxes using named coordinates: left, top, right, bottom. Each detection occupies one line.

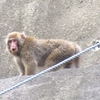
left=20, top=32, right=26, bottom=39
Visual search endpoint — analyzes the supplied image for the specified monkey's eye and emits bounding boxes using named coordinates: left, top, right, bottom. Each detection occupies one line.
left=8, top=39, right=17, bottom=43
left=13, top=39, right=17, bottom=42
left=8, top=40, right=12, bottom=43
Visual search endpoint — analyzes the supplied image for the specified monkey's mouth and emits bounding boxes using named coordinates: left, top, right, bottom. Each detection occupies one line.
left=11, top=48, right=18, bottom=53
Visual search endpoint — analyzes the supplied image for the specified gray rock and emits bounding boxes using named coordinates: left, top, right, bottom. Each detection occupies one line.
left=0, top=0, right=100, bottom=78
left=0, top=65, right=100, bottom=100
left=0, top=0, right=100, bottom=99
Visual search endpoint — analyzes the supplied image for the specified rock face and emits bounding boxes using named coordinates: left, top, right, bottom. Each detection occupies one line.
left=0, top=65, right=100, bottom=100
left=0, top=0, right=100, bottom=78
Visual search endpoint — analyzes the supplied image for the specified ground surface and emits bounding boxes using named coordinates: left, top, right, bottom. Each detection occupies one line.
left=0, top=65, right=100, bottom=100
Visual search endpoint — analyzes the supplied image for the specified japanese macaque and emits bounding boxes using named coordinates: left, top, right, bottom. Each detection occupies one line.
left=6, top=32, right=81, bottom=76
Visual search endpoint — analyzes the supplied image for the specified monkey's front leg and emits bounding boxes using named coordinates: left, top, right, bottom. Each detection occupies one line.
left=23, top=60, right=37, bottom=75
left=14, top=57, right=25, bottom=76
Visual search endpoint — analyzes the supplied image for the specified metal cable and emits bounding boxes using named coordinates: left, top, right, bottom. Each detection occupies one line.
left=0, top=42, right=100, bottom=95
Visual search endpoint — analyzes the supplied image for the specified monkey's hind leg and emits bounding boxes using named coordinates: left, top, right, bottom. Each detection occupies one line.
left=44, top=48, right=65, bottom=71
left=73, top=57, right=80, bottom=68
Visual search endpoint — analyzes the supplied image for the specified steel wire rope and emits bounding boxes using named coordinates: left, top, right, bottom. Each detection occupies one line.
left=0, top=41, right=100, bottom=95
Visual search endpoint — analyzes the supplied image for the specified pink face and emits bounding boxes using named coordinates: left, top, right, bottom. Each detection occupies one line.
left=8, top=38, right=18, bottom=53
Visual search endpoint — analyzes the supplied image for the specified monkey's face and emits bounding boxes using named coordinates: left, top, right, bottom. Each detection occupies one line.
left=6, top=32, right=26, bottom=55
left=8, top=38, right=19, bottom=54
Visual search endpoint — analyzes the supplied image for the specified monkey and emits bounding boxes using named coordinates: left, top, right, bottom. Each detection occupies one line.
left=6, top=32, right=81, bottom=76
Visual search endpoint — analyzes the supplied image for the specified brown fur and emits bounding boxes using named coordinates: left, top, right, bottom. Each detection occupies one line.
left=6, top=32, right=81, bottom=76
